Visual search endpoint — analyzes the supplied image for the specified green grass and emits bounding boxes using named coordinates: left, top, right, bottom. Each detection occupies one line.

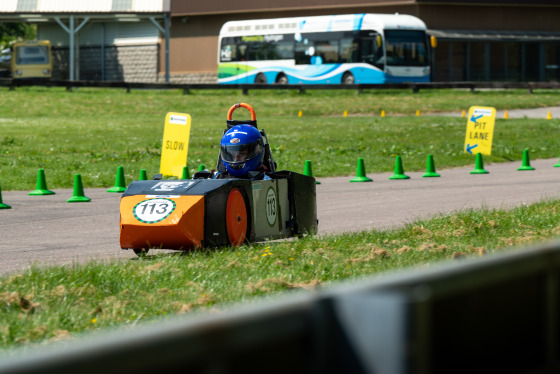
left=1, top=87, right=560, bottom=190
left=1, top=199, right=560, bottom=348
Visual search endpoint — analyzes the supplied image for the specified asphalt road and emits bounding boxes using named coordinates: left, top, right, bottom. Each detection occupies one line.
left=1, top=157, right=559, bottom=276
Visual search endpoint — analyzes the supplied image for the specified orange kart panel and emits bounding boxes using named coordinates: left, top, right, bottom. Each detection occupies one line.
left=120, top=195, right=205, bottom=250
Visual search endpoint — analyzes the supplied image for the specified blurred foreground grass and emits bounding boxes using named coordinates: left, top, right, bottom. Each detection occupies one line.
left=1, top=198, right=559, bottom=348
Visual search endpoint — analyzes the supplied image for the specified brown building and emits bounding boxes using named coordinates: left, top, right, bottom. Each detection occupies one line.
left=169, top=0, right=560, bottom=83
left=2, top=0, right=560, bottom=82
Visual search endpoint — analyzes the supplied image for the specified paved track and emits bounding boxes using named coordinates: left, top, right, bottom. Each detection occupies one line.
left=1, top=157, right=559, bottom=276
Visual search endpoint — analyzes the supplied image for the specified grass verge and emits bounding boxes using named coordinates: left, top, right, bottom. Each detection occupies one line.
left=1, top=87, right=560, bottom=190
left=1, top=198, right=559, bottom=348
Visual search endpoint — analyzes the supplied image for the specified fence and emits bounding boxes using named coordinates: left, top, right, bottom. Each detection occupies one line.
left=2, top=78, right=560, bottom=94
left=0, top=240, right=559, bottom=374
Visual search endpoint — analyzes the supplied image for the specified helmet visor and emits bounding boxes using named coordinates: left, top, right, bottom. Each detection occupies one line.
left=221, top=140, right=263, bottom=164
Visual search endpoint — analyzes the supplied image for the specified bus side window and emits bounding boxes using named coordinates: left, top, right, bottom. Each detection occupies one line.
left=238, top=44, right=248, bottom=61
left=315, top=40, right=338, bottom=63
left=341, top=38, right=358, bottom=63
left=295, top=41, right=311, bottom=65
left=276, top=41, right=294, bottom=59
left=247, top=42, right=273, bottom=61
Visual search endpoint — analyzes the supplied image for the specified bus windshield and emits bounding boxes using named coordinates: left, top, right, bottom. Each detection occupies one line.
left=383, top=30, right=428, bottom=67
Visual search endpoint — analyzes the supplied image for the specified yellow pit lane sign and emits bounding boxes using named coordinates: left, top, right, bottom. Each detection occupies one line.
left=160, top=112, right=191, bottom=178
left=464, top=106, right=496, bottom=156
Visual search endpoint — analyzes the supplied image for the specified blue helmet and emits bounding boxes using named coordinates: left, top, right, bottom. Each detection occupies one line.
left=220, top=124, right=265, bottom=177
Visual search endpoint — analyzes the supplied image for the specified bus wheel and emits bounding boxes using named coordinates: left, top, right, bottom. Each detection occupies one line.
left=275, top=73, right=288, bottom=85
left=255, top=73, right=267, bottom=84
left=342, top=72, right=355, bottom=84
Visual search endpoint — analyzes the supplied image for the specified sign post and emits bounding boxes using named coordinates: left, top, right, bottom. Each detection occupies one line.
left=160, top=112, right=191, bottom=178
left=464, top=106, right=496, bottom=155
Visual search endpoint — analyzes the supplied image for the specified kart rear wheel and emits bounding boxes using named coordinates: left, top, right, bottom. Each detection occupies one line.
left=133, top=248, right=149, bottom=257
left=226, top=188, right=248, bottom=246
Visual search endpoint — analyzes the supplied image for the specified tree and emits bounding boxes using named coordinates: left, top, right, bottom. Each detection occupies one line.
left=0, top=23, right=36, bottom=49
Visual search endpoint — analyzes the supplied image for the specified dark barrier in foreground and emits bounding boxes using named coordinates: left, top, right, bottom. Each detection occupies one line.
left=1, top=78, right=560, bottom=94
left=1, top=242, right=559, bottom=374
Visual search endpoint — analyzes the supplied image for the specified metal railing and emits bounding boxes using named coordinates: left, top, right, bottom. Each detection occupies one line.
left=0, top=240, right=559, bottom=374
left=2, top=78, right=560, bottom=94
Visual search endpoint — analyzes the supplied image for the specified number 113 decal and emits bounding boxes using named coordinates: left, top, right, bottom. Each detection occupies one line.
left=133, top=198, right=176, bottom=224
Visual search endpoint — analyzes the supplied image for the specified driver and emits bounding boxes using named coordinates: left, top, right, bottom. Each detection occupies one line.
left=214, top=124, right=271, bottom=179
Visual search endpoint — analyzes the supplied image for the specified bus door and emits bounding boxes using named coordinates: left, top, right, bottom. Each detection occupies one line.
left=360, top=32, right=384, bottom=70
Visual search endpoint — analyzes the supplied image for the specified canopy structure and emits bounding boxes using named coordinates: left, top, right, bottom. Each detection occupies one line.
left=428, top=29, right=560, bottom=42
left=0, top=0, right=170, bottom=81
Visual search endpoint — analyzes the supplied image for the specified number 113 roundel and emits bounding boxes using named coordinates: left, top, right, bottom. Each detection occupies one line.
left=133, top=198, right=176, bottom=224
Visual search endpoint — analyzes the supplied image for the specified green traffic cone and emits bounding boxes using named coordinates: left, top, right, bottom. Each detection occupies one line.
left=470, top=153, right=489, bottom=174
left=198, top=164, right=206, bottom=171
left=517, top=149, right=535, bottom=171
left=29, top=168, right=55, bottom=195
left=303, top=160, right=321, bottom=184
left=107, top=166, right=127, bottom=193
left=388, top=155, right=410, bottom=180
left=0, top=182, right=11, bottom=209
left=554, top=154, right=560, bottom=167
left=67, top=174, right=91, bottom=203
left=350, top=158, right=373, bottom=182
left=139, top=169, right=148, bottom=180
left=182, top=165, right=191, bottom=179
left=422, top=154, right=440, bottom=178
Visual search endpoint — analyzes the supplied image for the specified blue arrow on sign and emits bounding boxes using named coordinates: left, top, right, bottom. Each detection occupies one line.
left=466, top=143, right=478, bottom=154
left=470, top=114, right=483, bottom=123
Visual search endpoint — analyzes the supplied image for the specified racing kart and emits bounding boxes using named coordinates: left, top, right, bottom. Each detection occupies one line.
left=119, top=103, right=318, bottom=255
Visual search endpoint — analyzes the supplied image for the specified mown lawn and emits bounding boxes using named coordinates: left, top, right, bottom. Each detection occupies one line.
left=1, top=87, right=559, bottom=190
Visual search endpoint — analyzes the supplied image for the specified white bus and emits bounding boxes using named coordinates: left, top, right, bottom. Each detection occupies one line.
left=218, top=13, right=435, bottom=85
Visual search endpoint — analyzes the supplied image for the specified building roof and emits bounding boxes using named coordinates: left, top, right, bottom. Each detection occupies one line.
left=0, top=0, right=170, bottom=13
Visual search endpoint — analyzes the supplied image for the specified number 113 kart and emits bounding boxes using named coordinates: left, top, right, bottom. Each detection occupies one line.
left=119, top=103, right=318, bottom=256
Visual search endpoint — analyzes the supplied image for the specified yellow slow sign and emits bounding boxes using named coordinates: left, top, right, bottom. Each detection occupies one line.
left=159, top=112, right=191, bottom=178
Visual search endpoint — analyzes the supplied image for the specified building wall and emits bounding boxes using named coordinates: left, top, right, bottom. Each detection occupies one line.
left=420, top=4, right=560, bottom=82
left=52, top=45, right=159, bottom=82
left=171, top=0, right=417, bottom=15
left=39, top=20, right=162, bottom=82
left=418, top=4, right=560, bottom=31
